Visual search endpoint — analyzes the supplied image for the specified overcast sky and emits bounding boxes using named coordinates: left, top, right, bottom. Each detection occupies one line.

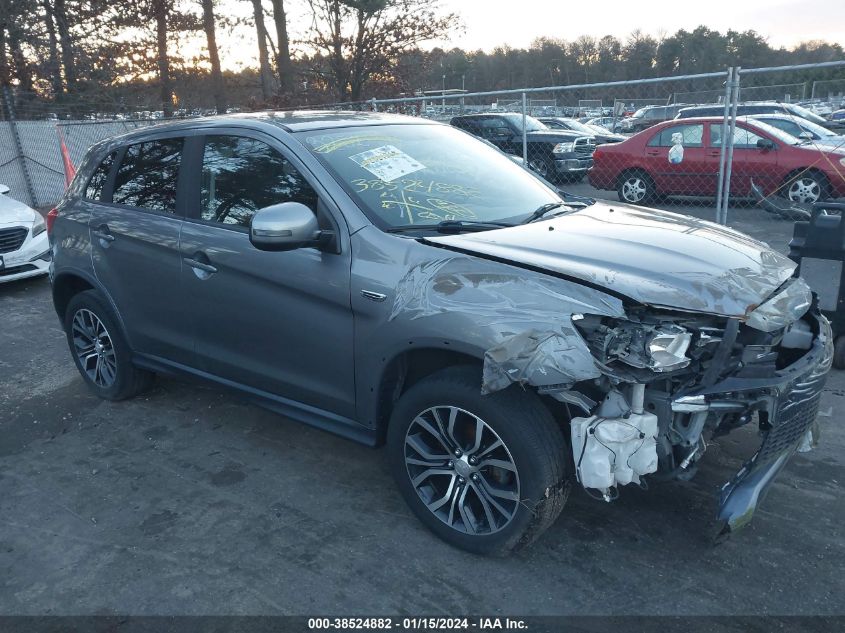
left=215, top=0, right=844, bottom=71
left=439, top=0, right=844, bottom=51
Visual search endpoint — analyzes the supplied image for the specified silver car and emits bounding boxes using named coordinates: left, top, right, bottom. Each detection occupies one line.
left=49, top=112, right=832, bottom=555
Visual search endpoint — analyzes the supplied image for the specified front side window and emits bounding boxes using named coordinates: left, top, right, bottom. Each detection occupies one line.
left=200, top=135, right=318, bottom=227
left=711, top=124, right=766, bottom=148
left=85, top=152, right=116, bottom=201
left=112, top=138, right=183, bottom=212
left=299, top=123, right=560, bottom=228
left=647, top=124, right=704, bottom=147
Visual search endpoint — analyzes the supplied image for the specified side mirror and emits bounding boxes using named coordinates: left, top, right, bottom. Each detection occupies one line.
left=798, top=131, right=814, bottom=140
left=0, top=184, right=9, bottom=195
left=756, top=138, right=776, bottom=150
left=249, top=202, right=329, bottom=252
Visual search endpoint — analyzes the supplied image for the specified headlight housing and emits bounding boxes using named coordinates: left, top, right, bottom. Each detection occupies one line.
left=576, top=317, right=692, bottom=373
left=552, top=142, right=574, bottom=153
left=31, top=213, right=46, bottom=237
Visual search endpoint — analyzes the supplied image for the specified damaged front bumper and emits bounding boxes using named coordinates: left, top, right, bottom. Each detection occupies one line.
left=672, top=312, right=833, bottom=538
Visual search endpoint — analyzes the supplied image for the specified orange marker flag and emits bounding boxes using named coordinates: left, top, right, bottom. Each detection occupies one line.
left=56, top=126, right=76, bottom=187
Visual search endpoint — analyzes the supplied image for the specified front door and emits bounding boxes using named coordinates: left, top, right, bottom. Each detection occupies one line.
left=88, top=135, right=193, bottom=365
left=710, top=122, right=780, bottom=196
left=179, top=132, right=356, bottom=418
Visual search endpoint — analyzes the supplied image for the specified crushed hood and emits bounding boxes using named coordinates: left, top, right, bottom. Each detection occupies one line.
left=424, top=202, right=797, bottom=318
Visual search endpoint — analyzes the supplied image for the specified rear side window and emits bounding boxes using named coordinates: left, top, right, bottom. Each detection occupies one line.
left=112, top=138, right=184, bottom=213
left=84, top=152, right=115, bottom=200
left=647, top=124, right=704, bottom=147
left=199, top=135, right=318, bottom=227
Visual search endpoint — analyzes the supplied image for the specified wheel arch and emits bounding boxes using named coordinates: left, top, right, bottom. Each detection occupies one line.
left=782, top=167, right=830, bottom=193
left=372, top=345, right=484, bottom=445
left=52, top=270, right=131, bottom=347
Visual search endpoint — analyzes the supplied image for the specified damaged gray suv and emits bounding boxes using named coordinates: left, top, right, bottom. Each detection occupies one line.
left=49, top=112, right=832, bottom=555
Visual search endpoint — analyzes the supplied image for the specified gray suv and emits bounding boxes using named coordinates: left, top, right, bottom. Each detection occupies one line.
left=49, top=112, right=832, bottom=555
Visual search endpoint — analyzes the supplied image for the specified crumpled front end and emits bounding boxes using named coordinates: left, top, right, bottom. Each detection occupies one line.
left=385, top=241, right=832, bottom=536
left=567, top=280, right=832, bottom=536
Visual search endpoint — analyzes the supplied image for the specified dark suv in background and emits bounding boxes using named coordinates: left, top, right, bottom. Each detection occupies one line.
left=675, top=102, right=830, bottom=127
left=617, top=104, right=692, bottom=133
left=450, top=113, right=595, bottom=182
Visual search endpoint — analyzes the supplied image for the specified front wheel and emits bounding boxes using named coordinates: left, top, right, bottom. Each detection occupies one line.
left=617, top=171, right=655, bottom=204
left=527, top=156, right=555, bottom=182
left=783, top=172, right=828, bottom=204
left=387, top=366, right=569, bottom=556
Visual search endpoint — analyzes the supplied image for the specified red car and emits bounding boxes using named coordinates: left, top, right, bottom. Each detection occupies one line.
left=589, top=116, right=845, bottom=205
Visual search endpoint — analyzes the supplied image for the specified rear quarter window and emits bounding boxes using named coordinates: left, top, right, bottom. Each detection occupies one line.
left=111, top=138, right=184, bottom=213
left=84, top=152, right=116, bottom=201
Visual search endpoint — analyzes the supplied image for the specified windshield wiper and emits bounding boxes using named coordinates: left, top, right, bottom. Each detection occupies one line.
left=386, top=220, right=515, bottom=234
left=522, top=202, right=567, bottom=224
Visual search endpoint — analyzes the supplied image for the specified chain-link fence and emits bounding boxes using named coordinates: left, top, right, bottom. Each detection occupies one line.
left=370, top=60, right=845, bottom=224
left=2, top=60, right=845, bottom=221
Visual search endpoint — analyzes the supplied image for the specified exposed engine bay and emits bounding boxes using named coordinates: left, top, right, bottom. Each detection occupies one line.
left=563, top=278, right=831, bottom=535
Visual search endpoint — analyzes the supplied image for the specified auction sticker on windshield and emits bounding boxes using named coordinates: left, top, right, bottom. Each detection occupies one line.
left=349, top=145, right=425, bottom=182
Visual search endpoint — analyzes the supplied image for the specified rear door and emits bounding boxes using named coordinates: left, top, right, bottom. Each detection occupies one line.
left=88, top=133, right=194, bottom=365
left=643, top=123, right=715, bottom=195
left=178, top=130, right=356, bottom=417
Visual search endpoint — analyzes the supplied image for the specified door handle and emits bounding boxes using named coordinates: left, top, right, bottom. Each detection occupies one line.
left=92, top=225, right=115, bottom=243
left=646, top=150, right=659, bottom=156
left=183, top=257, right=218, bottom=274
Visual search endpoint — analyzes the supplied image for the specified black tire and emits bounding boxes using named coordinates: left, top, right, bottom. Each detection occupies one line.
left=617, top=170, right=656, bottom=205
left=527, top=156, right=556, bottom=182
left=780, top=171, right=829, bottom=205
left=64, top=290, right=154, bottom=401
left=387, top=366, right=569, bottom=556
left=834, top=336, right=845, bottom=370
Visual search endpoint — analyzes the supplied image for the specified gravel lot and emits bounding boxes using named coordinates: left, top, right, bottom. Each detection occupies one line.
left=1, top=193, right=843, bottom=618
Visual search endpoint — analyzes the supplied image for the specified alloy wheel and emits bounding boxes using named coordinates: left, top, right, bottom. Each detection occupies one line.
left=788, top=177, right=822, bottom=204
left=71, top=308, right=117, bottom=388
left=404, top=406, right=520, bottom=535
left=622, top=176, right=647, bottom=202
left=528, top=158, right=549, bottom=178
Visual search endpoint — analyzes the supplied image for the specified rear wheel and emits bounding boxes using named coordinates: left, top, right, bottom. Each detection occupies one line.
left=387, top=366, right=569, bottom=556
left=64, top=290, right=154, bottom=400
left=617, top=170, right=655, bottom=204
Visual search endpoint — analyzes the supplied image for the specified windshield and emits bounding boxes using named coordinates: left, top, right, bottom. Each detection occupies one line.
left=298, top=124, right=561, bottom=229
left=744, top=119, right=805, bottom=145
left=505, top=114, right=547, bottom=133
left=761, top=116, right=835, bottom=139
left=558, top=119, right=596, bottom=135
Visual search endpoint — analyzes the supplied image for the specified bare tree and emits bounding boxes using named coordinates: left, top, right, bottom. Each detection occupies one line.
left=248, top=0, right=274, bottom=99
left=306, top=0, right=458, bottom=101
left=200, top=0, right=226, bottom=113
left=269, top=0, right=293, bottom=93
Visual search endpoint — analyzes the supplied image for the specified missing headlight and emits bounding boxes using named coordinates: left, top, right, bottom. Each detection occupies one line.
left=577, top=317, right=692, bottom=373
left=647, top=326, right=692, bottom=371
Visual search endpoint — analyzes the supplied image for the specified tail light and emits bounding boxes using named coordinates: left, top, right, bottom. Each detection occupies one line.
left=46, top=207, right=59, bottom=235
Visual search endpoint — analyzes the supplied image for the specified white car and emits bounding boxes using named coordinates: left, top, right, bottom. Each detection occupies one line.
left=0, top=184, right=50, bottom=283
